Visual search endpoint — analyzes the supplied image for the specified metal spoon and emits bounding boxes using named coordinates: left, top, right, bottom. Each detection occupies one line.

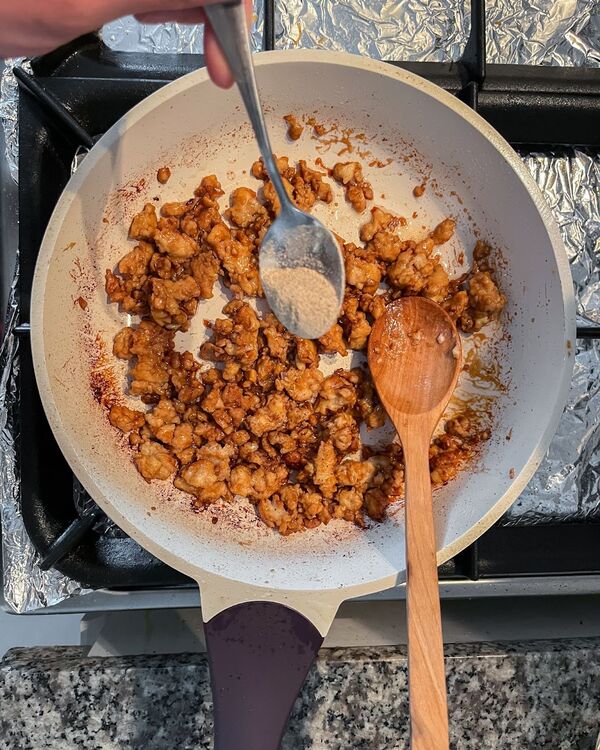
left=204, top=0, right=345, bottom=339
left=368, top=297, right=462, bottom=750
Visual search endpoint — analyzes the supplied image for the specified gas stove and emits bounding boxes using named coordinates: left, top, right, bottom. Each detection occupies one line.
left=6, top=0, right=600, bottom=611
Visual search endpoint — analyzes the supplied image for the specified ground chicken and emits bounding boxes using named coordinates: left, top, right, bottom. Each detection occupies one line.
left=332, top=161, right=374, bottom=212
left=109, top=404, right=145, bottom=433
left=107, top=162, right=504, bottom=534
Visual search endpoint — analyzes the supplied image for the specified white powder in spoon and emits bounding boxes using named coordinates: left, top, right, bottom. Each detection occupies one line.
left=262, top=266, right=340, bottom=339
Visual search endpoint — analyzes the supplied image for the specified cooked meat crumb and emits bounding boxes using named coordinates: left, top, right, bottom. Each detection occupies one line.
left=157, top=167, right=171, bottom=184
left=106, top=155, right=506, bottom=534
left=332, top=161, right=374, bottom=212
left=284, top=114, right=304, bottom=141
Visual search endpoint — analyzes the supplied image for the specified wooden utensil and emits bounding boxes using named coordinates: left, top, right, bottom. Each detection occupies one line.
left=368, top=297, right=462, bottom=750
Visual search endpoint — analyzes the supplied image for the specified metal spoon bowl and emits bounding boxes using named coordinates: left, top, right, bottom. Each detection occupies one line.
left=204, top=0, right=345, bottom=338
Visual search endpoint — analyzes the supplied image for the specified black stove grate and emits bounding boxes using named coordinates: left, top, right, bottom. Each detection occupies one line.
left=13, top=0, right=600, bottom=589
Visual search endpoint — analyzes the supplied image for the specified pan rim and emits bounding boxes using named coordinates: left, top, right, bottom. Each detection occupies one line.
left=30, top=49, right=576, bottom=603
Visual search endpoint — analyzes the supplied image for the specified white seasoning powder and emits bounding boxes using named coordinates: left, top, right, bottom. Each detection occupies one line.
left=262, top=266, right=340, bottom=339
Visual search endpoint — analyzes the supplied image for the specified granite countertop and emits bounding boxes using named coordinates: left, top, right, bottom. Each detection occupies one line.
left=1, top=639, right=600, bottom=749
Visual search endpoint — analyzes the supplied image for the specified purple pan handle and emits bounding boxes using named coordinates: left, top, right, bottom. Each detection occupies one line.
left=204, top=601, right=324, bottom=750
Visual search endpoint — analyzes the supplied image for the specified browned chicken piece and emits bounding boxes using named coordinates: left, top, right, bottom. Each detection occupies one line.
left=190, top=251, right=221, bottom=299
left=316, top=371, right=358, bottom=415
left=200, top=300, right=260, bottom=369
left=261, top=313, right=292, bottom=362
left=279, top=367, right=324, bottom=403
left=359, top=206, right=396, bottom=243
left=333, top=487, right=364, bottom=525
left=154, top=226, right=199, bottom=260
left=247, top=393, right=288, bottom=437
left=113, top=327, right=135, bottom=360
left=297, top=160, right=333, bottom=204
left=344, top=243, right=381, bottom=294
left=431, top=218, right=456, bottom=245
left=326, top=412, right=359, bottom=454
left=229, top=462, right=288, bottom=502
left=422, top=263, right=450, bottom=303
left=294, top=338, right=319, bottom=368
left=118, top=241, right=154, bottom=277
left=284, top=113, right=304, bottom=140
left=359, top=292, right=387, bottom=320
left=135, top=440, right=178, bottom=481
left=127, top=320, right=175, bottom=401
left=332, top=161, right=374, bottom=212
left=468, top=271, right=506, bottom=315
left=313, top=440, right=338, bottom=496
left=194, top=174, right=225, bottom=204
left=129, top=203, right=158, bottom=241
left=105, top=262, right=150, bottom=317
left=161, top=202, right=188, bottom=218
left=429, top=435, right=470, bottom=487
left=341, top=294, right=372, bottom=351
left=228, top=187, right=270, bottom=231
left=258, top=495, right=304, bottom=535
left=386, top=242, right=441, bottom=296
left=445, top=414, right=472, bottom=438
left=254, top=355, right=286, bottom=391
left=157, top=166, right=171, bottom=184
left=318, top=324, right=347, bottom=357
left=473, top=239, right=494, bottom=272
left=364, top=488, right=391, bottom=521
left=255, top=156, right=332, bottom=213
left=169, top=350, right=205, bottom=404
left=207, top=223, right=262, bottom=297
left=149, top=276, right=202, bottom=331
left=174, top=441, right=234, bottom=503
left=299, top=489, right=331, bottom=526
left=109, top=404, right=145, bottom=433
left=442, top=290, right=470, bottom=322
left=354, top=368, right=386, bottom=429
left=366, top=231, right=407, bottom=263
left=459, top=271, right=507, bottom=332
left=335, top=459, right=376, bottom=489
left=251, top=155, right=296, bottom=182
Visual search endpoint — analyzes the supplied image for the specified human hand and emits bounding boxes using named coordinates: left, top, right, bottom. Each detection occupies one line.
left=0, top=0, right=253, bottom=88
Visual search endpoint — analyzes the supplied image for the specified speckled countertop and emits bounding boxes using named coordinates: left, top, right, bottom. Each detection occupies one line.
left=1, top=639, right=600, bottom=749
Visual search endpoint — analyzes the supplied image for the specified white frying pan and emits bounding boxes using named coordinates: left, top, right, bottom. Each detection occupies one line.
left=31, top=51, right=574, bottom=748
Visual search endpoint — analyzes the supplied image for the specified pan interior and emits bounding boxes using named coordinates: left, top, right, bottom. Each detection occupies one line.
left=32, top=52, right=574, bottom=594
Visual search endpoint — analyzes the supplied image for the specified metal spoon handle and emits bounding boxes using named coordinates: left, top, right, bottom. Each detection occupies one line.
left=204, top=1, right=291, bottom=209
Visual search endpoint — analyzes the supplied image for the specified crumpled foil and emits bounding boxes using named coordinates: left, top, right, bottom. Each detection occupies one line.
left=1, top=2, right=600, bottom=611
left=0, top=256, right=90, bottom=611
left=505, top=149, right=600, bottom=523
left=275, top=0, right=600, bottom=66
left=0, top=59, right=29, bottom=183
left=102, top=0, right=264, bottom=53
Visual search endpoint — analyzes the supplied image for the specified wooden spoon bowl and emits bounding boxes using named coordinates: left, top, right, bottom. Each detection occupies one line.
left=368, top=297, right=462, bottom=750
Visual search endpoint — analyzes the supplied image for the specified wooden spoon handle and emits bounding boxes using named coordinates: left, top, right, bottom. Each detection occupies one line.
left=404, top=432, right=449, bottom=750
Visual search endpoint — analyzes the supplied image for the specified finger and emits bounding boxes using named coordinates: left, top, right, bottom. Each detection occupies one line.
left=135, top=9, right=206, bottom=24
left=110, top=0, right=205, bottom=15
left=204, top=0, right=254, bottom=89
left=204, top=22, right=234, bottom=88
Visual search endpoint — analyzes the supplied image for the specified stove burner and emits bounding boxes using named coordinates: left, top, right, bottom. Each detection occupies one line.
left=12, top=1, right=600, bottom=588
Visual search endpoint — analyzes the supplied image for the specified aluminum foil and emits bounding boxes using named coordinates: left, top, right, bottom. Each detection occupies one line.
left=505, top=149, right=600, bottom=523
left=103, top=0, right=264, bottom=53
left=1, top=2, right=600, bottom=611
left=275, top=0, right=600, bottom=66
left=0, top=58, right=29, bottom=183
left=0, top=258, right=90, bottom=611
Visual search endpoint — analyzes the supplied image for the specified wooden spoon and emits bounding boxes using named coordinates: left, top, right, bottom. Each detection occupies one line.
left=368, top=297, right=462, bottom=750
